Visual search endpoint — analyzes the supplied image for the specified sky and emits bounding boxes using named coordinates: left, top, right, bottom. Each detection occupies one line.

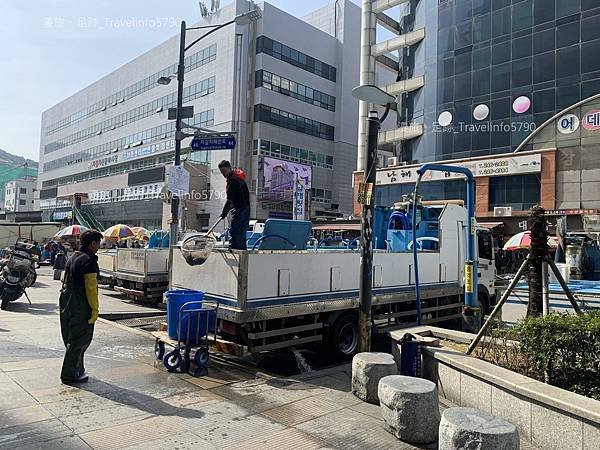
left=0, top=0, right=360, bottom=162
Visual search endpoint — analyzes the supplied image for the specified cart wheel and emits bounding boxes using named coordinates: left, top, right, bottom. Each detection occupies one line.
left=163, top=349, right=182, bottom=372
left=194, top=347, right=210, bottom=368
left=154, top=340, right=165, bottom=360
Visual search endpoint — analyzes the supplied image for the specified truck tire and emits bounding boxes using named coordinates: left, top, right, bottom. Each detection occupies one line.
left=326, top=313, right=358, bottom=359
left=477, top=289, right=490, bottom=315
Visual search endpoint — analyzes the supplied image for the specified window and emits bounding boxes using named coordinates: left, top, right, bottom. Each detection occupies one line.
left=256, top=36, right=336, bottom=82
left=254, top=105, right=334, bottom=140
left=533, top=52, right=555, bottom=83
left=512, top=57, right=532, bottom=87
left=534, top=0, right=555, bottom=25
left=20, top=188, right=27, bottom=194
left=582, top=40, right=600, bottom=74
left=19, top=199, right=26, bottom=206
left=489, top=174, right=540, bottom=211
left=255, top=70, right=335, bottom=111
left=556, top=46, right=580, bottom=79
left=512, top=2, right=532, bottom=32
left=533, top=29, right=555, bottom=55
left=492, top=7, right=511, bottom=38
left=512, top=35, right=532, bottom=60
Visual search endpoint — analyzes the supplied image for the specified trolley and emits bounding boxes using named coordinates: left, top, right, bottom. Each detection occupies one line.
left=152, top=301, right=218, bottom=377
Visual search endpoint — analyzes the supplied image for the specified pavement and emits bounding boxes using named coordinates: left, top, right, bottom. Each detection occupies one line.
left=0, top=268, right=444, bottom=450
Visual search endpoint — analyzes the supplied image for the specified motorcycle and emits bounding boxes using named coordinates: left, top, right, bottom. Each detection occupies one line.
left=0, top=242, right=36, bottom=310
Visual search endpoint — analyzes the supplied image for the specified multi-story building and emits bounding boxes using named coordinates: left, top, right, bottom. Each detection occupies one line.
left=4, top=178, right=36, bottom=212
left=354, top=0, right=600, bottom=234
left=38, top=0, right=361, bottom=229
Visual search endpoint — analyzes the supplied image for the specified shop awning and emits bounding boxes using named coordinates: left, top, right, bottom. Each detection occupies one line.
left=478, top=222, right=504, bottom=230
left=313, top=223, right=361, bottom=231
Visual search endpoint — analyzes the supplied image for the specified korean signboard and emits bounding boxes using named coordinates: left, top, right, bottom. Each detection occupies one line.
left=376, top=154, right=542, bottom=186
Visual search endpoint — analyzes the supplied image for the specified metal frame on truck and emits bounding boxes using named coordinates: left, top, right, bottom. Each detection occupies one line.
left=171, top=203, right=496, bottom=357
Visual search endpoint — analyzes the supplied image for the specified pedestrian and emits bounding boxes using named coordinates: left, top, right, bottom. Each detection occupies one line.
left=218, top=160, right=250, bottom=250
left=58, top=229, right=102, bottom=384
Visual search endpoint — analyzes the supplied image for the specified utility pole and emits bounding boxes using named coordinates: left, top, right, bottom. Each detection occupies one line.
left=358, top=111, right=380, bottom=353
left=167, top=21, right=186, bottom=289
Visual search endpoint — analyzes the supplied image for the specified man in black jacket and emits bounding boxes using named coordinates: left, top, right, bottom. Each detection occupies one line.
left=59, top=230, right=102, bottom=384
left=219, top=160, right=250, bottom=250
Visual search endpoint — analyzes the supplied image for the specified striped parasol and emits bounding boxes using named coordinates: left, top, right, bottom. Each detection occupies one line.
left=54, top=224, right=89, bottom=239
left=131, top=226, right=151, bottom=240
left=503, top=231, right=559, bottom=251
left=102, top=224, right=135, bottom=240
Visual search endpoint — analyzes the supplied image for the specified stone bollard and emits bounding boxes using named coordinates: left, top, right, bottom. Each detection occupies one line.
left=351, top=352, right=397, bottom=404
left=378, top=375, right=440, bottom=444
left=439, top=407, right=520, bottom=450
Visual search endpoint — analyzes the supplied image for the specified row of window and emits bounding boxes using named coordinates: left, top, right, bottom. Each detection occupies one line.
left=439, top=0, right=598, bottom=32
left=255, top=70, right=336, bottom=112
left=438, top=45, right=600, bottom=103
left=311, top=188, right=333, bottom=203
left=45, top=44, right=217, bottom=135
left=254, top=104, right=335, bottom=141
left=43, top=153, right=176, bottom=189
left=43, top=110, right=214, bottom=173
left=253, top=139, right=334, bottom=169
left=5, top=188, right=28, bottom=195
left=44, top=77, right=216, bottom=154
left=256, top=36, right=336, bottom=82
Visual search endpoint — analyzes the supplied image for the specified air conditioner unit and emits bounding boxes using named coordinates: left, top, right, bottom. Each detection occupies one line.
left=494, top=207, right=513, bottom=217
left=376, top=155, right=385, bottom=167
left=387, top=157, right=399, bottom=167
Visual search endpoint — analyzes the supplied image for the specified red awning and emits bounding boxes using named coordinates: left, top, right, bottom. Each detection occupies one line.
left=478, top=222, right=504, bottom=230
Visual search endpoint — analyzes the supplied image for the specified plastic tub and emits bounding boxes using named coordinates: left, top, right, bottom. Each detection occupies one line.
left=166, top=289, right=204, bottom=340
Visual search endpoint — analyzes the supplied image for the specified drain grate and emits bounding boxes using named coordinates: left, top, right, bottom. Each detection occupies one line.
left=116, top=315, right=166, bottom=329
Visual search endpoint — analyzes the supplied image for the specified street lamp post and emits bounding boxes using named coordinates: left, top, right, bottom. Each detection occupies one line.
left=352, top=85, right=396, bottom=352
left=158, top=10, right=261, bottom=289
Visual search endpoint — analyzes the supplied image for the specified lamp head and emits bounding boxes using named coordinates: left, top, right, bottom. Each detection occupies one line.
left=235, top=9, right=261, bottom=25
left=352, top=85, right=396, bottom=106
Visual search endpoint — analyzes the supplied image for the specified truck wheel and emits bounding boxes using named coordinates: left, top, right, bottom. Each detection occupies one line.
left=478, top=291, right=490, bottom=315
left=327, top=313, right=358, bottom=359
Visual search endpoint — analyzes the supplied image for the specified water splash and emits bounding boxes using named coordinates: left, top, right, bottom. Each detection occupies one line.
left=290, top=347, right=313, bottom=373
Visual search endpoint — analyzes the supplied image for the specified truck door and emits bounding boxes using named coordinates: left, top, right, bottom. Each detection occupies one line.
left=476, top=228, right=496, bottom=311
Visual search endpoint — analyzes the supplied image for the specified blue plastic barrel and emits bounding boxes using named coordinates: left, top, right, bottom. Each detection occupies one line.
left=166, top=289, right=204, bottom=340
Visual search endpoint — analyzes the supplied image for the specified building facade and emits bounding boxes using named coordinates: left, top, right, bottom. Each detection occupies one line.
left=353, top=0, right=600, bottom=233
left=37, top=0, right=361, bottom=229
left=4, top=179, right=36, bottom=213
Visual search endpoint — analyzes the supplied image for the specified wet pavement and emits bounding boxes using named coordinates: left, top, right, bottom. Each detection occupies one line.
left=0, top=268, right=442, bottom=449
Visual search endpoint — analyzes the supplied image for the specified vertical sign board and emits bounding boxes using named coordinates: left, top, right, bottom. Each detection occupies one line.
left=293, top=178, right=306, bottom=221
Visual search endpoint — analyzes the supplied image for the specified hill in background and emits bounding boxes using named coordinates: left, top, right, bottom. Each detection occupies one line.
left=0, top=149, right=38, bottom=202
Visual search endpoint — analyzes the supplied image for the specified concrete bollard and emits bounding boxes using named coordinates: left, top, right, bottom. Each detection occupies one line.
left=378, top=375, right=440, bottom=444
left=439, top=407, right=519, bottom=450
left=351, top=352, right=397, bottom=404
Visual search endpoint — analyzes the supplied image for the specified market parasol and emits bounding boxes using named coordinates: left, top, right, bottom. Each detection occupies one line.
left=102, top=224, right=135, bottom=240
left=54, top=224, right=89, bottom=239
left=503, top=231, right=559, bottom=251
left=131, top=226, right=152, bottom=240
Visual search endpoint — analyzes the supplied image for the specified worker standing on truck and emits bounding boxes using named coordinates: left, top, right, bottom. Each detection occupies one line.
left=218, top=160, right=250, bottom=250
left=58, top=230, right=102, bottom=384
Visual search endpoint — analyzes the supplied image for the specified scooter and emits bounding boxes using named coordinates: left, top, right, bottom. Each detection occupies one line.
left=0, top=242, right=35, bottom=310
